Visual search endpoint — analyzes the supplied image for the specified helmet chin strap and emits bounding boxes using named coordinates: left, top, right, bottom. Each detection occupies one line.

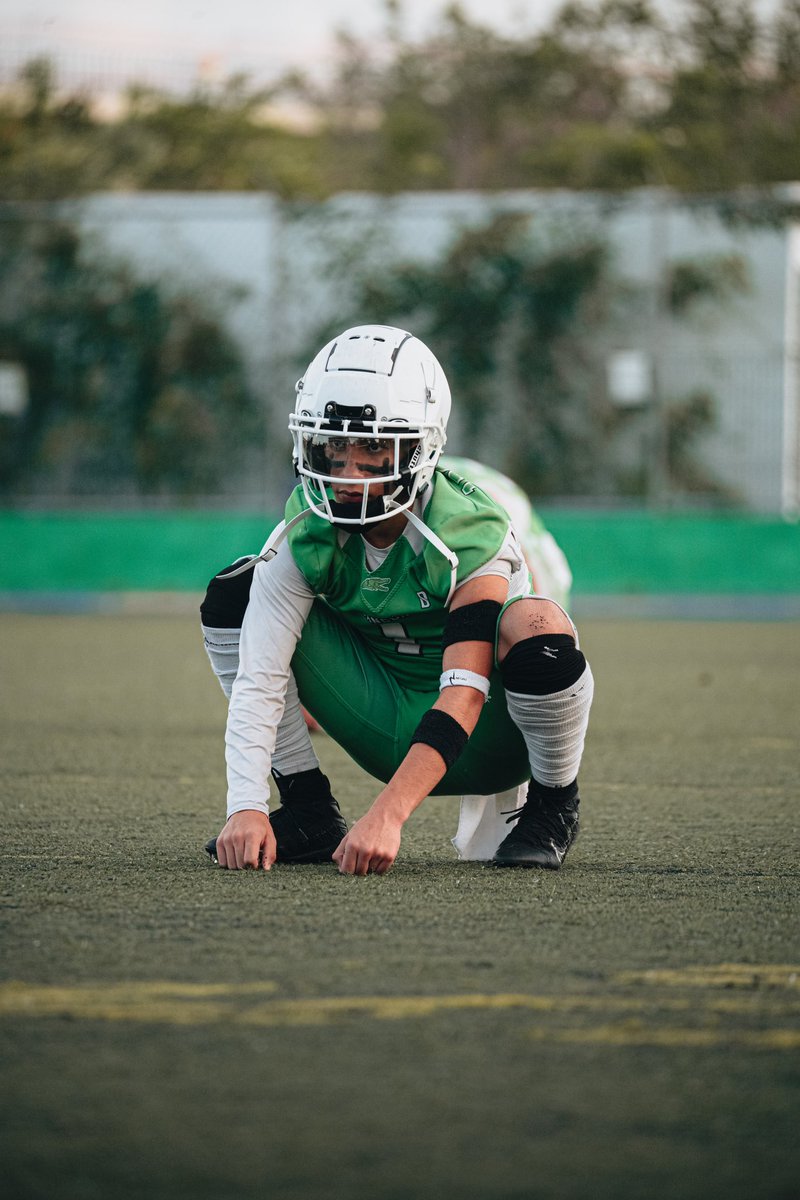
left=329, top=481, right=406, bottom=526
left=329, top=496, right=386, bottom=524
left=382, top=483, right=407, bottom=511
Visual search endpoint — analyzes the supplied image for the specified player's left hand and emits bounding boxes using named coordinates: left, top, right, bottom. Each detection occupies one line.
left=332, top=806, right=402, bottom=876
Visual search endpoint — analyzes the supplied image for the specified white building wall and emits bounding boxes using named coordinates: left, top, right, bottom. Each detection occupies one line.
left=65, top=188, right=795, bottom=511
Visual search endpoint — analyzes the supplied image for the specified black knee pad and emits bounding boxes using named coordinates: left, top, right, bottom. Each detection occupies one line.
left=199, top=560, right=255, bottom=628
left=500, top=634, right=586, bottom=695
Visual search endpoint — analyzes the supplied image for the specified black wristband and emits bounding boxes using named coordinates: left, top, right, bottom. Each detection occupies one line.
left=441, top=599, right=502, bottom=649
left=409, top=708, right=469, bottom=772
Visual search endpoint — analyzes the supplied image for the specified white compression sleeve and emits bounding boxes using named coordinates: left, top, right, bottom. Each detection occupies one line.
left=202, top=625, right=241, bottom=698
left=224, top=541, right=316, bottom=816
left=202, top=623, right=318, bottom=776
left=270, top=670, right=319, bottom=777
left=504, top=665, right=594, bottom=788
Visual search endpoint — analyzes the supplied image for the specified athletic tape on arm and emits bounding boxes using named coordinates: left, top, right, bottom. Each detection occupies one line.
left=439, top=669, right=490, bottom=701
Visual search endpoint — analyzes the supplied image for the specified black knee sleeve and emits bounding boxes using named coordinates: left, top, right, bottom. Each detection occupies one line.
left=199, top=560, right=255, bottom=628
left=500, top=634, right=586, bottom=695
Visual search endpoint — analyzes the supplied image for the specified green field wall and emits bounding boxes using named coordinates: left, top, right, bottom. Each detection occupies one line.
left=0, top=510, right=798, bottom=594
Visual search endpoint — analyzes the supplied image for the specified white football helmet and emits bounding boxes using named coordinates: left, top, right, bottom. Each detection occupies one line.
left=290, top=325, right=451, bottom=525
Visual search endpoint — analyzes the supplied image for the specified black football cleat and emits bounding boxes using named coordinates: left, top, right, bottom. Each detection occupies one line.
left=205, top=768, right=347, bottom=865
left=493, top=780, right=580, bottom=870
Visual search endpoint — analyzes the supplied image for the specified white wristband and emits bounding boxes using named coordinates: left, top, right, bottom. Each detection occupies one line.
left=439, top=668, right=490, bottom=701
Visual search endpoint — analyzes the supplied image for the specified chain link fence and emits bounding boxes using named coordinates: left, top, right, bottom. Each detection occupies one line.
left=1, top=193, right=797, bottom=514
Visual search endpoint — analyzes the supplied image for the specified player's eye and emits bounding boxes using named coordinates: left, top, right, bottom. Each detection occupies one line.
left=365, top=439, right=391, bottom=453
left=327, top=438, right=347, bottom=452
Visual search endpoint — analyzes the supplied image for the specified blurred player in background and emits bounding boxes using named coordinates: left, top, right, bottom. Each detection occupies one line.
left=439, top=455, right=573, bottom=611
left=200, top=325, right=593, bottom=875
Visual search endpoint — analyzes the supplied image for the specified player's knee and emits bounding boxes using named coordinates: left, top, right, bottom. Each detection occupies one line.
left=497, top=597, right=574, bottom=662
left=199, top=559, right=255, bottom=630
left=500, top=631, right=587, bottom=696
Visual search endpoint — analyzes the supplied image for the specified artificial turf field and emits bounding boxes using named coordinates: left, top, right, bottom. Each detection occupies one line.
left=0, top=613, right=798, bottom=1200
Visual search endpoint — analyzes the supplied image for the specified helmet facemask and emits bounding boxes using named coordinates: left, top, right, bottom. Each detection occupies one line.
left=291, top=404, right=440, bottom=526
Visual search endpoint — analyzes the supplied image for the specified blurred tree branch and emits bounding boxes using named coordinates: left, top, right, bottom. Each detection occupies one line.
left=0, top=215, right=258, bottom=497
left=0, top=2, right=799, bottom=200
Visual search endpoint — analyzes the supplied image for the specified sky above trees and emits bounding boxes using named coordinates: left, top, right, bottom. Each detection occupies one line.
left=3, top=0, right=785, bottom=88
left=3, top=1, right=800, bottom=198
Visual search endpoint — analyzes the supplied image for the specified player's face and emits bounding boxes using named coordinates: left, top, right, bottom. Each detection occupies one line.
left=322, top=436, right=394, bottom=502
left=301, top=431, right=396, bottom=503
left=299, top=429, right=422, bottom=518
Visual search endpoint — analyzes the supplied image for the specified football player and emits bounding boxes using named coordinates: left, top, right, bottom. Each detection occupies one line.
left=200, top=325, right=594, bottom=875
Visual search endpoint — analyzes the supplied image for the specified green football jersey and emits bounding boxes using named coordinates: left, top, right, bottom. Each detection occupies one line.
left=285, top=467, right=510, bottom=690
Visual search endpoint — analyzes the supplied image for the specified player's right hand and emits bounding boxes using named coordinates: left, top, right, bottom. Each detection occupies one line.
left=214, top=810, right=276, bottom=870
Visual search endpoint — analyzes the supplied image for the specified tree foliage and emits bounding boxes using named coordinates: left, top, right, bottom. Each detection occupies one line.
left=301, top=205, right=749, bottom=499
left=0, top=216, right=257, bottom=497
left=304, top=212, right=610, bottom=495
left=0, top=59, right=326, bottom=200
left=1, top=1, right=800, bottom=199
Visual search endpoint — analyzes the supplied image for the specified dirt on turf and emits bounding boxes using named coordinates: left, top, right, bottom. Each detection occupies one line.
left=0, top=614, right=798, bottom=1200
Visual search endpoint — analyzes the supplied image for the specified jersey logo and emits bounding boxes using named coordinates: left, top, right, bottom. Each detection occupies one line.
left=416, top=590, right=430, bottom=609
left=362, top=577, right=391, bottom=593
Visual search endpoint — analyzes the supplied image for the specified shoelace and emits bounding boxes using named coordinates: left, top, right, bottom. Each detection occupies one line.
left=501, top=799, right=574, bottom=844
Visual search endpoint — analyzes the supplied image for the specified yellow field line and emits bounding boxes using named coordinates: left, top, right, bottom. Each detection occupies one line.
left=0, top=986, right=640, bottom=1025
left=0, top=977, right=798, bottom=1044
left=614, top=964, right=800, bottom=990
left=0, top=981, right=281, bottom=1027
left=529, top=1025, right=800, bottom=1050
